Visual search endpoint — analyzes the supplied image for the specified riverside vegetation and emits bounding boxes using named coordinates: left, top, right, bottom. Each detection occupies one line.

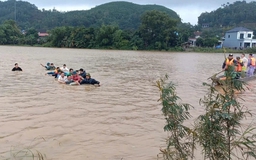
left=156, top=67, right=256, bottom=160
left=1, top=1, right=256, bottom=52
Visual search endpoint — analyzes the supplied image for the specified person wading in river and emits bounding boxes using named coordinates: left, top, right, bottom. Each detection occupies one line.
left=80, top=73, right=100, bottom=86
left=12, top=63, right=22, bottom=71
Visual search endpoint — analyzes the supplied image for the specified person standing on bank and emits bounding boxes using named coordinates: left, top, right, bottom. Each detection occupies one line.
left=241, top=53, right=248, bottom=72
left=221, top=54, right=237, bottom=79
left=247, top=53, right=255, bottom=77
left=235, top=56, right=243, bottom=79
left=12, top=63, right=22, bottom=71
left=222, top=54, right=236, bottom=70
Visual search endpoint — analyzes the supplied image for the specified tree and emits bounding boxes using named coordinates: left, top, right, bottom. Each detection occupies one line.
left=158, top=68, right=256, bottom=160
left=195, top=66, right=256, bottom=160
left=0, top=20, right=22, bottom=44
left=156, top=75, right=194, bottom=160
left=196, top=37, right=204, bottom=47
left=47, top=26, right=73, bottom=47
left=203, top=37, right=219, bottom=47
left=130, top=32, right=143, bottom=50
left=0, top=1, right=180, bottom=31
left=139, top=10, right=178, bottom=50
left=24, top=28, right=39, bottom=45
left=198, top=1, right=256, bottom=28
left=95, top=25, right=120, bottom=49
left=0, top=26, right=7, bottom=44
left=176, top=23, right=194, bottom=46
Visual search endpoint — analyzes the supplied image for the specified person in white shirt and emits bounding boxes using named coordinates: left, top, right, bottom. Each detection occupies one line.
left=241, top=53, right=248, bottom=72
left=58, top=72, right=67, bottom=84
left=60, top=64, right=69, bottom=73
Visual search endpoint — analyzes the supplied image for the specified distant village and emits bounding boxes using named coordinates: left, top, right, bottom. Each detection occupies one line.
left=187, top=27, right=256, bottom=49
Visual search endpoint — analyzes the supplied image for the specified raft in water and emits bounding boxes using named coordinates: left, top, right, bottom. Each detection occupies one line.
left=211, top=73, right=256, bottom=86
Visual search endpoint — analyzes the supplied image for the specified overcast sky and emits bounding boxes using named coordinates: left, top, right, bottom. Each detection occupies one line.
left=9, top=0, right=254, bottom=25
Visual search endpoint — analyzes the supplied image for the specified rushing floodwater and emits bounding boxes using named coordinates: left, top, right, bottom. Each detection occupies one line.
left=0, top=46, right=255, bottom=160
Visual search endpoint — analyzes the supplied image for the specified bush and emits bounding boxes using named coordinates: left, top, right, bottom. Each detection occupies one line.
left=157, top=68, right=256, bottom=160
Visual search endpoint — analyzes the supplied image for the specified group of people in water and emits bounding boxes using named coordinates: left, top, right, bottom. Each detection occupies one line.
left=12, top=62, right=100, bottom=86
left=222, top=53, right=255, bottom=79
left=41, top=62, right=100, bottom=86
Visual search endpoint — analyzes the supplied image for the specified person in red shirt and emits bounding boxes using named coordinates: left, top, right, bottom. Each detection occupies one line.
left=71, top=71, right=81, bottom=85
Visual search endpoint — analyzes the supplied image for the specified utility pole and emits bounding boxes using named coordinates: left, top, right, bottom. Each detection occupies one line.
left=14, top=0, right=16, bottom=22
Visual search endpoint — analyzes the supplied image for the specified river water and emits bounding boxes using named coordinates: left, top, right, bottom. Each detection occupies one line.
left=0, top=46, right=255, bottom=160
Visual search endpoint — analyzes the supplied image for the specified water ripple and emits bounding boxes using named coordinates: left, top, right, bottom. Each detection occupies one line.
left=0, top=46, right=255, bottom=159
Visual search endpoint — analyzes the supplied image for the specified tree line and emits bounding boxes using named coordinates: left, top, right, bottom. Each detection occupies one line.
left=0, top=0, right=180, bottom=31
left=1, top=11, right=207, bottom=51
left=198, top=1, right=256, bottom=28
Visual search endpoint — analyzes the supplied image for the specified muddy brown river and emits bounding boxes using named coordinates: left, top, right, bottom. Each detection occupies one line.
left=0, top=46, right=255, bottom=160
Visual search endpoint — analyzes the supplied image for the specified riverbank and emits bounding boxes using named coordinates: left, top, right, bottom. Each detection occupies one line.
left=186, top=47, right=256, bottom=53
left=2, top=44, right=256, bottom=54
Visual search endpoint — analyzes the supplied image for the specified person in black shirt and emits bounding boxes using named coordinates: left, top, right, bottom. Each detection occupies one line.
left=79, top=68, right=86, bottom=79
left=12, top=63, right=22, bottom=71
left=80, top=73, right=100, bottom=86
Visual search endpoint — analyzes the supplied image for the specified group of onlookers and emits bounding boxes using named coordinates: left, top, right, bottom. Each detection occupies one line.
left=222, top=53, right=255, bottom=78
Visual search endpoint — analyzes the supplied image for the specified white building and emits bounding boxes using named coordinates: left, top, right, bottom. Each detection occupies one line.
left=223, top=27, right=256, bottom=48
left=188, top=31, right=202, bottom=47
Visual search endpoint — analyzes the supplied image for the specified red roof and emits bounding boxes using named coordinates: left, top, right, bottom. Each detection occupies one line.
left=38, top=32, right=49, bottom=37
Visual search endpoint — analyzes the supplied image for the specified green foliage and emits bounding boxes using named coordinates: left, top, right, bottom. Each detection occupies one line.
left=23, top=28, right=39, bottom=45
left=156, top=75, right=194, bottom=160
left=43, top=10, right=183, bottom=50
left=0, top=0, right=198, bottom=50
left=191, top=47, right=256, bottom=53
left=0, top=0, right=42, bottom=29
left=47, top=26, right=73, bottom=47
left=198, top=1, right=256, bottom=28
left=244, top=47, right=256, bottom=53
left=204, top=38, right=219, bottom=47
left=85, top=2, right=181, bottom=30
left=158, top=69, right=256, bottom=159
left=195, top=37, right=219, bottom=47
left=95, top=25, right=119, bottom=49
left=195, top=66, right=256, bottom=160
left=195, top=38, right=204, bottom=47
left=176, top=23, right=195, bottom=45
left=0, top=1, right=188, bottom=50
left=130, top=32, right=144, bottom=50
left=0, top=1, right=180, bottom=31
left=0, top=20, right=22, bottom=44
left=168, top=46, right=185, bottom=52
left=139, top=10, right=178, bottom=50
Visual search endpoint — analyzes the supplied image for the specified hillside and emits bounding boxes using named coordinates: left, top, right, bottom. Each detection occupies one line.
left=198, top=1, right=256, bottom=28
left=0, top=0, right=181, bottom=30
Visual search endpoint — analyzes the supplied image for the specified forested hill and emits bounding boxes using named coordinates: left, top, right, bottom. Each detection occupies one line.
left=198, top=1, right=256, bottom=28
left=0, top=0, right=181, bottom=30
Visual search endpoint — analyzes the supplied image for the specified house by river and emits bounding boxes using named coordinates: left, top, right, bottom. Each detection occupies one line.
left=223, top=27, right=256, bottom=49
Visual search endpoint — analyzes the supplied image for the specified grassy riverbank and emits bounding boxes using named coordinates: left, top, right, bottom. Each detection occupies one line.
left=2, top=44, right=256, bottom=54
left=185, top=47, right=256, bottom=53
